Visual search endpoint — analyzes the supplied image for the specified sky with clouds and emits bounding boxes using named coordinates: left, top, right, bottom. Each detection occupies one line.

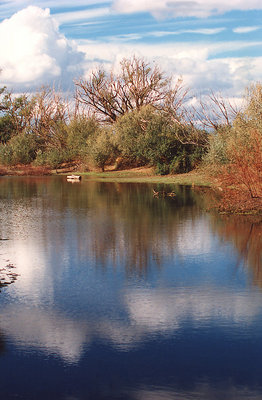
left=0, top=0, right=262, bottom=97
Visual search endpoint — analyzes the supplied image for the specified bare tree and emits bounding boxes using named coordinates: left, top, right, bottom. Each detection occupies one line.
left=75, top=56, right=186, bottom=123
left=195, top=91, right=240, bottom=131
left=32, top=86, right=69, bottom=148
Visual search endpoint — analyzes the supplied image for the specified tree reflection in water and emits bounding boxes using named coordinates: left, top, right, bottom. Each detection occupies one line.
left=0, top=176, right=262, bottom=399
left=210, top=214, right=262, bottom=287
left=62, top=181, right=204, bottom=275
left=0, top=176, right=260, bottom=282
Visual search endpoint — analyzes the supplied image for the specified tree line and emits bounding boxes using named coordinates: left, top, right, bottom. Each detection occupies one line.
left=0, top=56, right=261, bottom=199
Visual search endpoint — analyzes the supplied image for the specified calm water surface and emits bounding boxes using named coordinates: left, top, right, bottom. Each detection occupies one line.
left=0, top=176, right=261, bottom=399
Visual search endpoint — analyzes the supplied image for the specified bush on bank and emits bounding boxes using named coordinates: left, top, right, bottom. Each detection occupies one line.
left=113, top=105, right=205, bottom=174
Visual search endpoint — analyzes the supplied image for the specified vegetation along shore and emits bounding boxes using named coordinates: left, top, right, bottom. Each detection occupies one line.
left=0, top=56, right=261, bottom=215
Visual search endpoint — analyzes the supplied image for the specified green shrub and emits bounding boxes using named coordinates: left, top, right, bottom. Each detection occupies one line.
left=0, top=144, right=13, bottom=165
left=115, top=106, right=185, bottom=166
left=34, top=148, right=70, bottom=169
left=0, top=115, right=14, bottom=144
left=87, top=128, right=117, bottom=171
left=155, top=162, right=170, bottom=175
left=66, top=116, right=99, bottom=160
left=203, top=126, right=231, bottom=167
left=0, top=133, right=37, bottom=165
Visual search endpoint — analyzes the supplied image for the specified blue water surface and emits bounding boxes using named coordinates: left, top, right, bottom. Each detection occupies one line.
left=0, top=176, right=261, bottom=399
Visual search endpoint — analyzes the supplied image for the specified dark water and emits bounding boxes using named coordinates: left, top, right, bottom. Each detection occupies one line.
left=0, top=176, right=261, bottom=400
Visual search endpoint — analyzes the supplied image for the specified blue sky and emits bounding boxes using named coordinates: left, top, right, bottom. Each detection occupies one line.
left=0, top=1, right=262, bottom=99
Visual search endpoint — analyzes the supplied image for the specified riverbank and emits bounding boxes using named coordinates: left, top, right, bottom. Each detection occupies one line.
left=71, top=167, right=214, bottom=186
left=0, top=165, right=51, bottom=176
left=59, top=168, right=262, bottom=216
left=0, top=164, right=214, bottom=185
left=0, top=164, right=261, bottom=215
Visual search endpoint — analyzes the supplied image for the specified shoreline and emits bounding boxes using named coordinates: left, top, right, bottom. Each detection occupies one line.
left=0, top=164, right=261, bottom=216
left=0, top=164, right=214, bottom=186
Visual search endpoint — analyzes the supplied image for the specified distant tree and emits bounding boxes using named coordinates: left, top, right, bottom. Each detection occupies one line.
left=0, top=87, right=34, bottom=142
left=31, top=86, right=69, bottom=149
left=75, top=56, right=187, bottom=123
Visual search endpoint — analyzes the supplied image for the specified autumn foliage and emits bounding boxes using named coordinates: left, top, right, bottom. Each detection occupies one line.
left=224, top=128, right=262, bottom=198
left=204, top=84, right=262, bottom=212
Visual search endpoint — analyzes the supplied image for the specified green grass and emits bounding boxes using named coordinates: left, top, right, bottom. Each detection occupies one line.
left=61, top=169, right=213, bottom=186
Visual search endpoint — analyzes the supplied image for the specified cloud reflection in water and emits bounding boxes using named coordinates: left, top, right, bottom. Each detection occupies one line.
left=1, top=286, right=262, bottom=362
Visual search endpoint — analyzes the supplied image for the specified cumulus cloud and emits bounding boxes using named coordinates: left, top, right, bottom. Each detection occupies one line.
left=0, top=6, right=85, bottom=90
left=112, top=0, right=262, bottom=19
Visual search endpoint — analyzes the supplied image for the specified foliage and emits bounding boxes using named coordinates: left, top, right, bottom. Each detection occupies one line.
left=34, top=147, right=70, bottom=170
left=0, top=114, right=14, bottom=144
left=0, top=87, right=34, bottom=142
left=0, top=132, right=37, bottom=165
left=204, top=83, right=262, bottom=199
left=87, top=128, right=117, bottom=171
left=155, top=162, right=170, bottom=175
left=66, top=115, right=99, bottom=160
left=203, top=125, right=231, bottom=167
left=225, top=128, right=262, bottom=199
left=114, top=105, right=203, bottom=173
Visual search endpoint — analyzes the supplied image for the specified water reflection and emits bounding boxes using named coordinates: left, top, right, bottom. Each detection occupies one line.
left=0, top=177, right=262, bottom=399
left=0, top=331, right=5, bottom=355
left=132, top=385, right=262, bottom=400
left=210, top=214, right=262, bottom=286
left=0, top=177, right=212, bottom=276
left=0, top=287, right=261, bottom=364
left=0, top=306, right=88, bottom=363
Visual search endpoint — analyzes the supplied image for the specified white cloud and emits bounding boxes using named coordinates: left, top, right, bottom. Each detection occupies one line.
left=112, top=0, right=262, bottom=19
left=0, top=6, right=85, bottom=90
left=54, top=7, right=111, bottom=25
left=187, top=27, right=226, bottom=34
left=233, top=26, right=261, bottom=34
left=0, top=0, right=107, bottom=14
left=108, top=27, right=226, bottom=42
left=78, top=40, right=262, bottom=96
left=0, top=5, right=261, bottom=98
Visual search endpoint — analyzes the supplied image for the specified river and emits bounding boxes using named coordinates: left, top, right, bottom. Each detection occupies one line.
left=0, top=176, right=261, bottom=399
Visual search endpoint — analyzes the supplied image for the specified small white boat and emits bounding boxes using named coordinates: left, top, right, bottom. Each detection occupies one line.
left=67, top=175, right=82, bottom=181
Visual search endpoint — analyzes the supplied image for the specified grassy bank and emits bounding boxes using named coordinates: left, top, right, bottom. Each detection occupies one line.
left=65, top=167, right=213, bottom=186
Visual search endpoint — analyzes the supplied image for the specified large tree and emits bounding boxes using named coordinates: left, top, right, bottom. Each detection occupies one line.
left=75, top=56, right=186, bottom=123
